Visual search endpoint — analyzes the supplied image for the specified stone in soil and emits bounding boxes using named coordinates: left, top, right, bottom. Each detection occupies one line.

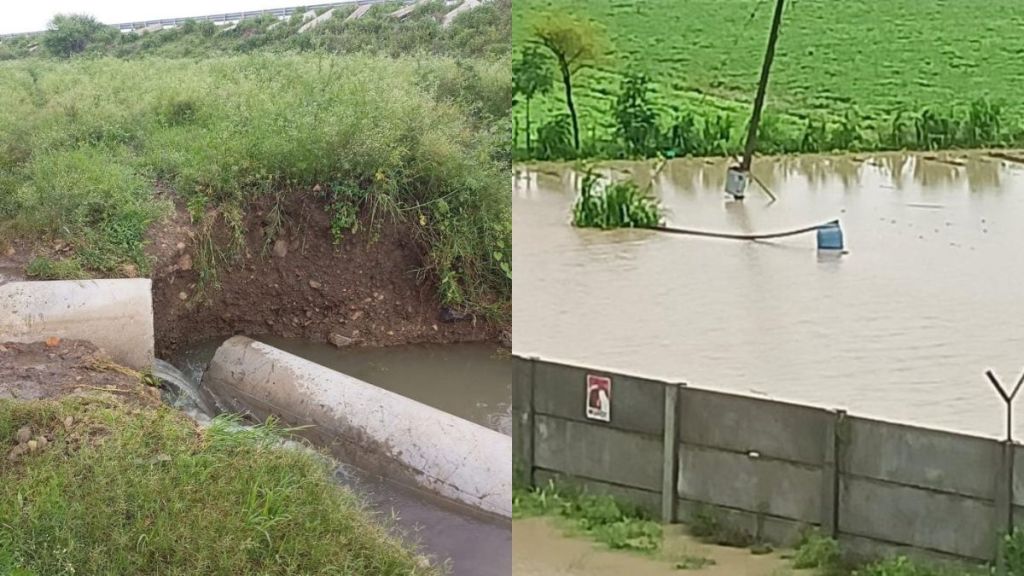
left=272, top=239, right=288, bottom=258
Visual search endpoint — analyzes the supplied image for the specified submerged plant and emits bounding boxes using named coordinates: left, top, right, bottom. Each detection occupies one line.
left=571, top=167, right=662, bottom=230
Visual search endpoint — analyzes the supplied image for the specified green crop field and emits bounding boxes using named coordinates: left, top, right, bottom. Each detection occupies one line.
left=513, top=0, right=1024, bottom=159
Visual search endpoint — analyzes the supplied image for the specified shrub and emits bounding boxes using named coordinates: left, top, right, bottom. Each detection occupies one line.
left=43, top=14, right=117, bottom=57
left=572, top=168, right=662, bottom=229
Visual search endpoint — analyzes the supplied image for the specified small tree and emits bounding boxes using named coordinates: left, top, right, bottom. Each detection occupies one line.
left=613, top=72, right=658, bottom=157
left=533, top=15, right=605, bottom=152
left=512, top=46, right=553, bottom=155
left=43, top=14, right=115, bottom=58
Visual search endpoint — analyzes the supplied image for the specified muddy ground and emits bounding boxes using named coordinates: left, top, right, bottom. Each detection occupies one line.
left=0, top=189, right=508, bottom=357
left=0, top=339, right=160, bottom=405
left=513, top=518, right=802, bottom=576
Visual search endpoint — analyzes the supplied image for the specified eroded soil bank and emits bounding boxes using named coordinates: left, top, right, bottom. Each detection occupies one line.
left=1, top=190, right=508, bottom=357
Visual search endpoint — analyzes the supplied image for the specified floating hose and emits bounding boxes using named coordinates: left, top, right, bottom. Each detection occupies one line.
left=651, top=221, right=835, bottom=242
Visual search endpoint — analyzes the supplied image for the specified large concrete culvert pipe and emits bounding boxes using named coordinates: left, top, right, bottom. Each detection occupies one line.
left=203, top=336, right=512, bottom=518
left=0, top=279, right=154, bottom=370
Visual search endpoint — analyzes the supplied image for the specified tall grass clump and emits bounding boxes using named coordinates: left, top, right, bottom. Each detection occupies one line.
left=0, top=53, right=510, bottom=311
left=0, top=397, right=436, bottom=575
left=572, top=168, right=663, bottom=229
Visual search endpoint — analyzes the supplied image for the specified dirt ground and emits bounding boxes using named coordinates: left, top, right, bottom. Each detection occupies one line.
left=513, top=518, right=804, bottom=576
left=0, top=188, right=507, bottom=357
left=0, top=339, right=160, bottom=406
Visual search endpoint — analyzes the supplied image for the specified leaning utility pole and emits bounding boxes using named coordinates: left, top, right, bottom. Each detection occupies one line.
left=726, top=0, right=786, bottom=199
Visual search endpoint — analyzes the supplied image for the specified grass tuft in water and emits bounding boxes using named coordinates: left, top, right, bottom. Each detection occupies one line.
left=571, top=167, right=663, bottom=230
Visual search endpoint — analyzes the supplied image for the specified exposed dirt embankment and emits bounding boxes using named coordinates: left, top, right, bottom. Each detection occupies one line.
left=148, top=191, right=504, bottom=357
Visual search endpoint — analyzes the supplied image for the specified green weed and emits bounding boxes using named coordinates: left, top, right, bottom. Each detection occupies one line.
left=851, top=556, right=983, bottom=576
left=1003, top=528, right=1024, bottom=576
left=513, top=480, right=663, bottom=553
left=791, top=529, right=841, bottom=572
left=25, top=257, right=86, bottom=280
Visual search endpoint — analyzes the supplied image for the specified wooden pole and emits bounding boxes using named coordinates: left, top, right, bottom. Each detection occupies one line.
left=740, top=0, right=786, bottom=171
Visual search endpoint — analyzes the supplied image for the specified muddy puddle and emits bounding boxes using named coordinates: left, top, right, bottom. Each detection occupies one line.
left=514, top=152, right=1024, bottom=438
left=514, top=518, right=796, bottom=576
left=169, top=338, right=511, bottom=576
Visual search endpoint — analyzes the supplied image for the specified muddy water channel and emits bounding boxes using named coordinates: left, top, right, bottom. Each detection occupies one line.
left=515, top=152, right=1024, bottom=438
left=171, top=339, right=511, bottom=576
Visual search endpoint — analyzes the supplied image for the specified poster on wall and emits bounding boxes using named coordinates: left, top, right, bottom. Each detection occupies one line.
left=585, top=374, right=611, bottom=422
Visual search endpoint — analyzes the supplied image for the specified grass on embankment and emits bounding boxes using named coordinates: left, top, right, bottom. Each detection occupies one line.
left=0, top=54, right=510, bottom=313
left=0, top=397, right=435, bottom=575
left=0, top=0, right=510, bottom=61
left=512, top=0, right=1024, bottom=160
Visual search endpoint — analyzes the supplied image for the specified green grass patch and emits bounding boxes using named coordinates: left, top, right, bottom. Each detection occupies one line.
left=25, top=257, right=87, bottom=280
left=0, top=398, right=435, bottom=575
left=0, top=53, right=510, bottom=312
left=513, top=480, right=662, bottom=553
left=571, top=167, right=663, bottom=229
left=513, top=0, right=1024, bottom=159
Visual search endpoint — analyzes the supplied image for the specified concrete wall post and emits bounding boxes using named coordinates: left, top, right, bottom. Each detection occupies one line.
left=820, top=409, right=844, bottom=537
left=995, top=441, right=1014, bottom=571
left=661, top=383, right=681, bottom=522
left=526, top=356, right=538, bottom=487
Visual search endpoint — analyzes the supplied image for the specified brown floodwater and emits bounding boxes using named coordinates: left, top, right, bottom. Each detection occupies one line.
left=513, top=518, right=793, bottom=575
left=513, top=152, right=1024, bottom=439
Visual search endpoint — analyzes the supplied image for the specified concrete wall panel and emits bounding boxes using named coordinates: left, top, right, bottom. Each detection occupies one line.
left=676, top=499, right=810, bottom=547
left=838, top=533, right=979, bottom=568
left=533, top=360, right=665, bottom=436
left=534, top=414, right=663, bottom=492
left=845, top=417, right=1000, bottom=499
left=535, top=469, right=661, bottom=517
left=679, top=388, right=831, bottom=465
left=839, top=476, right=995, bottom=560
left=678, top=444, right=822, bottom=523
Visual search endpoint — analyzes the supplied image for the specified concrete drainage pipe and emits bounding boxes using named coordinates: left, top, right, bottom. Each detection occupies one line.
left=203, top=336, right=512, bottom=518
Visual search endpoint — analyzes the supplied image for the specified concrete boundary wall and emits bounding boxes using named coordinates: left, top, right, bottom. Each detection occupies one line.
left=516, top=355, right=1015, bottom=564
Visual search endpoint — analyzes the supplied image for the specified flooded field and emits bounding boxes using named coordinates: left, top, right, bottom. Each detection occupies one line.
left=171, top=338, right=511, bottom=576
left=514, top=152, right=1024, bottom=438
